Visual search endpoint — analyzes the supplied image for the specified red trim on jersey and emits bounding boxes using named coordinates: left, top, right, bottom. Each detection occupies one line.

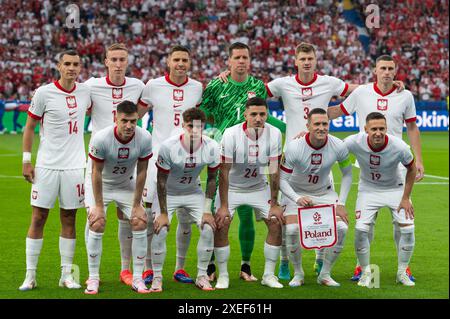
left=180, top=134, right=202, bottom=154
left=87, top=101, right=93, bottom=111
left=106, top=75, right=126, bottom=87
left=165, top=73, right=188, bottom=87
left=340, top=83, right=349, bottom=97
left=367, top=135, right=389, bottom=152
left=89, top=153, right=104, bottom=162
left=404, top=158, right=415, bottom=168
left=221, top=155, right=233, bottom=163
left=295, top=73, right=318, bottom=86
left=208, top=164, right=220, bottom=172
left=27, top=110, right=41, bottom=120
left=305, top=133, right=328, bottom=150
left=280, top=165, right=293, bottom=174
left=265, top=83, right=274, bottom=97
left=243, top=122, right=264, bottom=141
left=269, top=154, right=283, bottom=162
left=139, top=153, right=153, bottom=161
left=114, top=126, right=135, bottom=144
left=156, top=162, right=170, bottom=174
left=340, top=103, right=350, bottom=116
left=54, top=80, right=76, bottom=94
left=405, top=117, right=417, bottom=123
left=373, top=82, right=396, bottom=97
left=138, top=99, right=149, bottom=108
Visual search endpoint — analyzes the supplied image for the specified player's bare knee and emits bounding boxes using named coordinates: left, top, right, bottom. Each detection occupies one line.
left=399, top=224, right=414, bottom=233
left=266, top=218, right=282, bottom=237
left=130, top=218, right=147, bottom=231
left=90, top=218, right=106, bottom=233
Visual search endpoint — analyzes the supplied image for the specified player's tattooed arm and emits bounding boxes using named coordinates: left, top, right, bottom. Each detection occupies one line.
left=205, top=169, right=218, bottom=201
left=216, top=163, right=232, bottom=229
left=22, top=116, right=39, bottom=183
left=155, top=169, right=170, bottom=234
left=202, top=168, right=218, bottom=231
left=90, top=160, right=106, bottom=231
left=327, top=105, right=345, bottom=120
left=398, top=161, right=417, bottom=220
left=134, top=160, right=149, bottom=207
left=268, top=159, right=285, bottom=225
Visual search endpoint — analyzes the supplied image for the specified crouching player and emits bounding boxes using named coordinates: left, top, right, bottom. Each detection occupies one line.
left=214, top=97, right=284, bottom=289
left=150, top=107, right=220, bottom=292
left=279, top=108, right=352, bottom=287
left=343, top=112, right=417, bottom=287
left=85, top=101, right=153, bottom=294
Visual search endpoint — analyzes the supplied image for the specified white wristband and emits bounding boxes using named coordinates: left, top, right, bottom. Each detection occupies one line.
left=204, top=198, right=213, bottom=214
left=23, top=152, right=32, bottom=163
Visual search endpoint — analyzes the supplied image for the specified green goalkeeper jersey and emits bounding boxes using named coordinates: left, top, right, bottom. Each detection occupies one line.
left=200, top=75, right=268, bottom=140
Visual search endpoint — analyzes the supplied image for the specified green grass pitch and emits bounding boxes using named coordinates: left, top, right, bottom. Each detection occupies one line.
left=0, top=132, right=448, bottom=299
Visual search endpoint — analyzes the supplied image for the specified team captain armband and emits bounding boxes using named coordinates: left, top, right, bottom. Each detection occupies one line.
left=338, top=157, right=352, bottom=169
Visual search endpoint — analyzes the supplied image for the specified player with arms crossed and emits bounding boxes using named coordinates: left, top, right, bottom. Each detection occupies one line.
left=343, top=112, right=417, bottom=287
left=214, top=97, right=284, bottom=289
left=150, top=108, right=219, bottom=292
left=328, top=55, right=423, bottom=281
left=138, top=45, right=203, bottom=285
left=20, top=50, right=91, bottom=291
left=201, top=42, right=286, bottom=282
left=279, top=108, right=352, bottom=287
left=84, top=43, right=145, bottom=286
left=85, top=101, right=152, bottom=294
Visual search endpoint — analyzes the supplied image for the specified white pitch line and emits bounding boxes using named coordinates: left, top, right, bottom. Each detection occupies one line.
left=424, top=174, right=449, bottom=181
left=0, top=154, right=20, bottom=157
left=0, top=174, right=23, bottom=179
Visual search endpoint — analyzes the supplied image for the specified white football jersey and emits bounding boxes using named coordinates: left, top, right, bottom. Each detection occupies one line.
left=280, top=133, right=349, bottom=195
left=139, top=74, right=203, bottom=154
left=344, top=132, right=414, bottom=191
left=88, top=125, right=153, bottom=187
left=28, top=81, right=91, bottom=169
left=156, top=134, right=220, bottom=195
left=85, top=76, right=145, bottom=136
left=340, top=83, right=417, bottom=138
left=221, top=122, right=282, bottom=192
left=267, top=73, right=348, bottom=148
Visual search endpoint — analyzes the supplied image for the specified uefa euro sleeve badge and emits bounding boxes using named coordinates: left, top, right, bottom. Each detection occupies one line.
left=298, top=204, right=337, bottom=250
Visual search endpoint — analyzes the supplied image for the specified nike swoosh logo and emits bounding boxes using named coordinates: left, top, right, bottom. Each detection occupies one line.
left=154, top=252, right=162, bottom=255
left=69, top=112, right=77, bottom=116
left=89, top=254, right=98, bottom=258
left=206, top=249, right=213, bottom=252
left=137, top=256, right=145, bottom=260
left=290, top=248, right=298, bottom=253
left=127, top=236, right=133, bottom=239
left=302, top=97, right=311, bottom=102
left=113, top=101, right=121, bottom=105
left=219, top=94, right=229, bottom=99
left=183, top=231, right=190, bottom=235
left=173, top=104, right=182, bottom=108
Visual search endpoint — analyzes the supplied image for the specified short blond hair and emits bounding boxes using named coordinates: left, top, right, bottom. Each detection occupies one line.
left=295, top=42, right=316, bottom=57
left=106, top=43, right=128, bottom=57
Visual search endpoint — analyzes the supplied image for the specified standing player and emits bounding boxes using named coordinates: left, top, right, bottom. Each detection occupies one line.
left=19, top=50, right=91, bottom=291
left=138, top=45, right=203, bottom=284
left=279, top=108, right=352, bottom=287
left=85, top=101, right=152, bottom=294
left=328, top=55, right=423, bottom=281
left=343, top=112, right=417, bottom=287
left=150, top=108, right=219, bottom=292
left=214, top=97, right=284, bottom=289
left=84, top=43, right=145, bottom=286
left=201, top=42, right=286, bottom=282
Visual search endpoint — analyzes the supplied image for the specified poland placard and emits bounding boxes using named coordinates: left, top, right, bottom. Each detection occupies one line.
left=298, top=204, right=337, bottom=250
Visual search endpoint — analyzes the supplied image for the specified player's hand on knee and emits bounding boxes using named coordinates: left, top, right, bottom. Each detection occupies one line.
left=296, top=196, right=313, bottom=207
left=154, top=213, right=169, bottom=234
left=415, top=162, right=425, bottom=182
left=216, top=70, right=230, bottom=83
left=22, top=163, right=35, bottom=184
left=201, top=213, right=216, bottom=232
left=130, top=205, right=147, bottom=230
left=88, top=206, right=106, bottom=232
left=293, top=130, right=307, bottom=140
left=268, top=204, right=285, bottom=225
left=394, top=80, right=405, bottom=92
left=398, top=198, right=414, bottom=220
left=336, top=205, right=349, bottom=224
left=215, top=206, right=231, bottom=230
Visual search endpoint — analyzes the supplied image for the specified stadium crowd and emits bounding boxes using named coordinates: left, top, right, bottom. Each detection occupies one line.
left=0, top=0, right=448, bottom=102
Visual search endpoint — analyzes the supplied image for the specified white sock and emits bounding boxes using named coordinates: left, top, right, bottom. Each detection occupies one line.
left=25, top=237, right=43, bottom=279
left=118, top=220, right=132, bottom=271
left=151, top=227, right=168, bottom=278
left=285, top=223, right=303, bottom=276
left=59, top=237, right=76, bottom=276
left=145, top=208, right=154, bottom=270
left=315, top=248, right=325, bottom=262
left=263, top=242, right=281, bottom=277
left=132, top=229, right=147, bottom=280
left=175, top=222, right=191, bottom=271
left=393, top=222, right=401, bottom=254
left=84, top=217, right=90, bottom=250
left=214, top=245, right=230, bottom=278
left=354, top=228, right=370, bottom=271
left=87, top=230, right=103, bottom=280
left=280, top=225, right=289, bottom=263
left=197, top=224, right=214, bottom=277
left=398, top=225, right=415, bottom=273
left=321, top=221, right=348, bottom=276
